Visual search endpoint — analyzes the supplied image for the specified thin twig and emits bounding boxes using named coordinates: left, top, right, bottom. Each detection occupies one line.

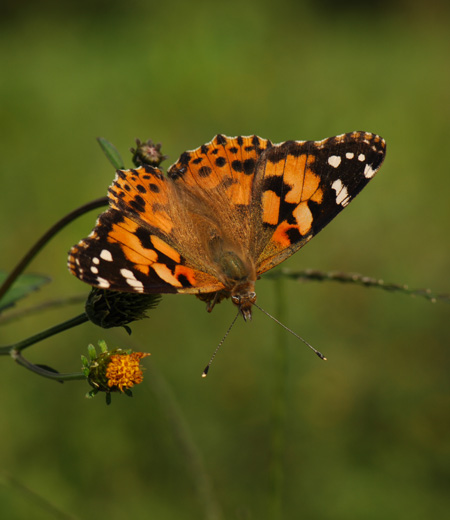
left=264, top=268, right=449, bottom=303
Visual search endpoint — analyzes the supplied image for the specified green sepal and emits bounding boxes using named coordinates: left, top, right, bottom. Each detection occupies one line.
left=97, top=137, right=125, bottom=170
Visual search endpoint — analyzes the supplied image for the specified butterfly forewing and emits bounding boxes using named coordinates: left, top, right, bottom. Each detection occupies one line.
left=255, top=132, right=386, bottom=274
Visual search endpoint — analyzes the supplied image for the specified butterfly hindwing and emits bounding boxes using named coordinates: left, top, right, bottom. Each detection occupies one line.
left=68, top=166, right=226, bottom=295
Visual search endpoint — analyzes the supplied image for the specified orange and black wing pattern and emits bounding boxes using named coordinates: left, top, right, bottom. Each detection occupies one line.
left=254, top=132, right=386, bottom=274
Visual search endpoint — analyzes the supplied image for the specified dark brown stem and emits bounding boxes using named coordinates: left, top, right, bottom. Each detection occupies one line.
left=0, top=197, right=108, bottom=302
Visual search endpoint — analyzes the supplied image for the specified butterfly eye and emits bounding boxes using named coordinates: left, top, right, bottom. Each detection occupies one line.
left=231, top=295, right=241, bottom=305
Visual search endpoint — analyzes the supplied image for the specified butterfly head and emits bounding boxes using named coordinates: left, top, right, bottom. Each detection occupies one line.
left=231, top=282, right=256, bottom=322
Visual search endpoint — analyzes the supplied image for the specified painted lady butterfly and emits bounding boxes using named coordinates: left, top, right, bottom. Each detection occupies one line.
left=68, top=132, right=386, bottom=321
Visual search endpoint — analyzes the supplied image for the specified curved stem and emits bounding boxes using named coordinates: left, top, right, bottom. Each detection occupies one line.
left=13, top=353, right=86, bottom=381
left=0, top=197, right=108, bottom=302
left=0, top=313, right=89, bottom=381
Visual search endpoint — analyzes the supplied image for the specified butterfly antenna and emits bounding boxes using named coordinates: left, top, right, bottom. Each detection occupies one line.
left=202, top=310, right=240, bottom=377
left=253, top=303, right=327, bottom=361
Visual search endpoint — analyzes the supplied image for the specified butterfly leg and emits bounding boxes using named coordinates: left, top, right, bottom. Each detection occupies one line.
left=196, top=290, right=229, bottom=313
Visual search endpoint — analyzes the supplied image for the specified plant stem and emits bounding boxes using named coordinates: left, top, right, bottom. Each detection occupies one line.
left=269, top=277, right=288, bottom=520
left=1, top=313, right=89, bottom=354
left=0, top=197, right=108, bottom=302
left=0, top=313, right=89, bottom=381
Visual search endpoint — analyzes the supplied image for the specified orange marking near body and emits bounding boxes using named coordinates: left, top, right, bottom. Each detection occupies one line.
left=271, top=221, right=294, bottom=248
left=175, top=265, right=197, bottom=286
left=151, top=235, right=181, bottom=263
left=262, top=189, right=281, bottom=226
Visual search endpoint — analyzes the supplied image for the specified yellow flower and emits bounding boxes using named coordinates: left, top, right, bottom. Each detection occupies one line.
left=105, top=351, right=150, bottom=392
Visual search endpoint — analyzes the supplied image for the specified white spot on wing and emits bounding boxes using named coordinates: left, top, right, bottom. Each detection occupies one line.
left=358, top=153, right=366, bottom=162
left=364, top=164, right=376, bottom=178
left=90, top=266, right=99, bottom=274
left=97, top=277, right=110, bottom=289
left=100, top=249, right=113, bottom=262
left=346, top=152, right=354, bottom=159
left=92, top=257, right=100, bottom=265
left=332, top=179, right=350, bottom=207
left=120, top=268, right=144, bottom=292
left=328, top=155, right=341, bottom=168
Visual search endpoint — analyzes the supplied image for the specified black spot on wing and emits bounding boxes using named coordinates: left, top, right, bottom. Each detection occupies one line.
left=243, top=158, right=256, bottom=175
left=262, top=176, right=290, bottom=198
left=168, top=166, right=187, bottom=180
left=134, top=226, right=153, bottom=249
left=129, top=195, right=146, bottom=212
left=198, top=166, right=212, bottom=177
left=215, top=156, right=227, bottom=167
left=285, top=226, right=302, bottom=243
left=178, top=152, right=191, bottom=165
left=176, top=273, right=191, bottom=288
left=231, top=160, right=243, bottom=172
left=216, top=134, right=227, bottom=145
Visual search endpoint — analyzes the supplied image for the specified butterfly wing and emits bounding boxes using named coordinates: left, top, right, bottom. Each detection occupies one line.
left=68, top=164, right=225, bottom=294
left=253, top=131, right=386, bottom=275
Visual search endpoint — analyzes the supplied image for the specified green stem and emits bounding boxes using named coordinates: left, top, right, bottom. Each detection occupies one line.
left=0, top=313, right=89, bottom=381
left=13, top=354, right=86, bottom=381
left=269, top=277, right=288, bottom=520
left=0, top=197, right=108, bottom=303
left=0, top=313, right=89, bottom=354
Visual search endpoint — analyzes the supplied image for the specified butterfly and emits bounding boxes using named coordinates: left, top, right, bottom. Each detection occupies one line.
left=68, top=132, right=386, bottom=321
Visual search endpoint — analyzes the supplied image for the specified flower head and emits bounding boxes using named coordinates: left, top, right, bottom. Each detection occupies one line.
left=85, top=288, right=161, bottom=331
left=105, top=351, right=150, bottom=392
left=83, top=341, right=150, bottom=402
left=130, top=138, right=167, bottom=167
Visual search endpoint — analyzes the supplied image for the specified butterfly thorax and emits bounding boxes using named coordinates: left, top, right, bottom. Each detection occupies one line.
left=201, top=247, right=257, bottom=320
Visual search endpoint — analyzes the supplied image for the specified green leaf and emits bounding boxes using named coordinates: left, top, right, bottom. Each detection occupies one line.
left=97, top=137, right=125, bottom=169
left=98, top=339, right=108, bottom=353
left=0, top=272, right=51, bottom=313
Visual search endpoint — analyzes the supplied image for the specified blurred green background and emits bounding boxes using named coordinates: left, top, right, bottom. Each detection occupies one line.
left=1, top=1, right=449, bottom=519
